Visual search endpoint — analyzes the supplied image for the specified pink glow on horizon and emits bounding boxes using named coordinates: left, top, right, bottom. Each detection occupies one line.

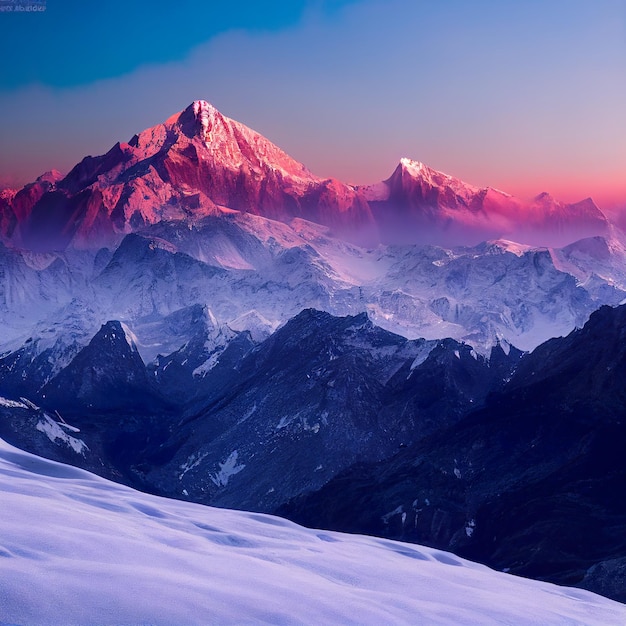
left=1, top=0, right=625, bottom=223
left=315, top=163, right=626, bottom=212
left=497, top=178, right=626, bottom=210
left=3, top=154, right=625, bottom=215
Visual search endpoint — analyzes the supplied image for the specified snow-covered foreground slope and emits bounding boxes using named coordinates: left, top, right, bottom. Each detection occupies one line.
left=1, top=439, right=624, bottom=626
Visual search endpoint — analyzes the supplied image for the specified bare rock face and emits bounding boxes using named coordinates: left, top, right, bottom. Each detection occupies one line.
left=0, top=188, right=18, bottom=238
left=279, top=304, right=626, bottom=603
left=40, top=320, right=161, bottom=413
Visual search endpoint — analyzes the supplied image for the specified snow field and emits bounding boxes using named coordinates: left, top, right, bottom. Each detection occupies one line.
left=1, top=439, right=625, bottom=625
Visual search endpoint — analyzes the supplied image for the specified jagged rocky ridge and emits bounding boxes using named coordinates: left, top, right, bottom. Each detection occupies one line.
left=0, top=309, right=522, bottom=506
left=1, top=306, right=625, bottom=602
left=0, top=100, right=611, bottom=251
left=0, top=99, right=625, bottom=362
left=2, top=101, right=374, bottom=251
left=1, top=215, right=625, bottom=366
left=361, top=158, right=609, bottom=247
left=278, top=304, right=626, bottom=603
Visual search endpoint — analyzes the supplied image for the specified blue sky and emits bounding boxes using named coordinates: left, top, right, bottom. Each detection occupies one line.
left=1, top=0, right=625, bottom=208
left=0, top=1, right=358, bottom=88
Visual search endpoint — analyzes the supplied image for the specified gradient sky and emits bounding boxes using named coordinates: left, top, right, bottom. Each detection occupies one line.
left=1, top=0, right=625, bottom=208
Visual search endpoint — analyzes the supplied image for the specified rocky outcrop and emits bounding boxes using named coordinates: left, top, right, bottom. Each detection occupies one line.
left=279, top=304, right=626, bottom=603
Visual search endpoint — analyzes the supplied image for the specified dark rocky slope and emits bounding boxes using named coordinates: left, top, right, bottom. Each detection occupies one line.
left=279, top=304, right=626, bottom=602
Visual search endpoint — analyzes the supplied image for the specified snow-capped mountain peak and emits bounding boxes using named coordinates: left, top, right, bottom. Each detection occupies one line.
left=2, top=99, right=617, bottom=253
left=5, top=100, right=377, bottom=251
left=399, top=156, right=427, bottom=175
left=169, top=99, right=313, bottom=182
left=192, top=99, right=213, bottom=142
left=360, top=155, right=610, bottom=246
left=397, top=157, right=479, bottom=193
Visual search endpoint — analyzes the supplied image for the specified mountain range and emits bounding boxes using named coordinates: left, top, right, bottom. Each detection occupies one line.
left=1, top=100, right=624, bottom=357
left=0, top=99, right=625, bottom=611
left=279, top=304, right=626, bottom=602
left=0, top=99, right=612, bottom=252
left=1, top=304, right=624, bottom=602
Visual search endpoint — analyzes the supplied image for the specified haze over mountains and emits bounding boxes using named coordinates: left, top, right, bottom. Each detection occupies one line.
left=0, top=99, right=613, bottom=252
left=0, top=100, right=625, bottom=356
left=1, top=99, right=625, bottom=616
